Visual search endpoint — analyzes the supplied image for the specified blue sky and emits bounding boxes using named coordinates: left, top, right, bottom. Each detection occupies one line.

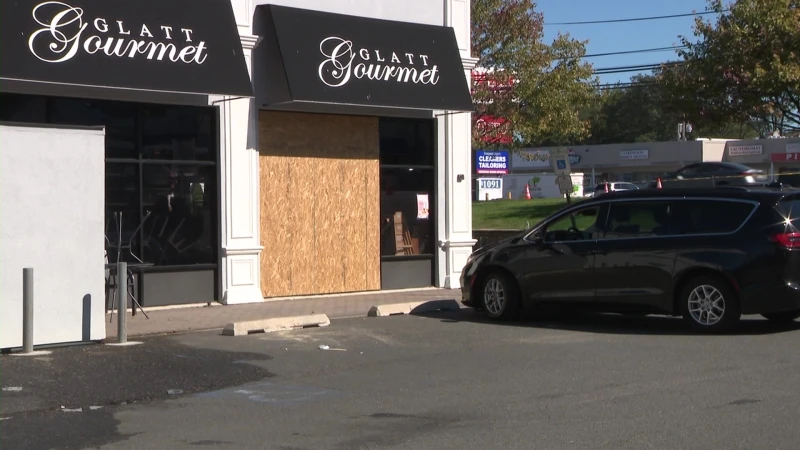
left=536, top=0, right=713, bottom=85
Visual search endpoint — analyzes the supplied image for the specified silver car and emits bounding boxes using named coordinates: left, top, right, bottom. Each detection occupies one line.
left=591, top=182, right=639, bottom=197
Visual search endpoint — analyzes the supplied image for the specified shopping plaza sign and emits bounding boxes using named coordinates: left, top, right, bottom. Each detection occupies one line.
left=515, top=148, right=581, bottom=169
left=476, top=150, right=509, bottom=174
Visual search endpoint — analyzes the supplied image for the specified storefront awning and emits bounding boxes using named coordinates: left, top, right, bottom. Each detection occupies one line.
left=254, top=5, right=474, bottom=114
left=0, top=0, right=253, bottom=105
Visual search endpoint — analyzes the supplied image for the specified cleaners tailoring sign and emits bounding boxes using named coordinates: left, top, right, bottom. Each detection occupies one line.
left=261, top=4, right=473, bottom=112
left=0, top=0, right=253, bottom=97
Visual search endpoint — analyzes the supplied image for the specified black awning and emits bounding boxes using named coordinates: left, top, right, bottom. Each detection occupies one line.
left=255, top=5, right=473, bottom=113
left=0, top=0, right=253, bottom=103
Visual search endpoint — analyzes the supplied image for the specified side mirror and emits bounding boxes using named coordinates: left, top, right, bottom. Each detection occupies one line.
left=524, top=233, right=543, bottom=244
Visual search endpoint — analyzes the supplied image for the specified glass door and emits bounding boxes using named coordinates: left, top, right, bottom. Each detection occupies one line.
left=378, top=118, right=436, bottom=290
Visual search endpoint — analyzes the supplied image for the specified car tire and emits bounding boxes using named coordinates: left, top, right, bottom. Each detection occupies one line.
left=761, top=310, right=800, bottom=324
left=481, top=271, right=520, bottom=321
left=679, top=276, right=741, bottom=333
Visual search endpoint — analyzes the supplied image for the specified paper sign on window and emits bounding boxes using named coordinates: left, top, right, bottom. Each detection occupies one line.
left=417, top=194, right=429, bottom=219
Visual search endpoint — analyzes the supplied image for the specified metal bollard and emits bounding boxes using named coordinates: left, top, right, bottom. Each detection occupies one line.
left=117, top=262, right=127, bottom=344
left=22, top=268, right=33, bottom=353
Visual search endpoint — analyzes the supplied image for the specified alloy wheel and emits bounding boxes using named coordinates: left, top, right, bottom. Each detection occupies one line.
left=687, top=284, right=725, bottom=326
left=483, top=277, right=506, bottom=316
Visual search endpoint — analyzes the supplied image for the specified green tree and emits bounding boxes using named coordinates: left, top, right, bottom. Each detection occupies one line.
left=586, top=74, right=759, bottom=143
left=471, top=0, right=598, bottom=149
left=660, top=0, right=800, bottom=137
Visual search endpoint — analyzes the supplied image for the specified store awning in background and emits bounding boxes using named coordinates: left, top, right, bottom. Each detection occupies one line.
left=0, top=0, right=253, bottom=105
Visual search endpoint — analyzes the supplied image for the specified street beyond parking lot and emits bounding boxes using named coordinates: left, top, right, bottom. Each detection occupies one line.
left=4, top=310, right=800, bottom=449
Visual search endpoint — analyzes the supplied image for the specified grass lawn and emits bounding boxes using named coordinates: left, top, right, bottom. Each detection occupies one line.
left=473, top=198, right=576, bottom=230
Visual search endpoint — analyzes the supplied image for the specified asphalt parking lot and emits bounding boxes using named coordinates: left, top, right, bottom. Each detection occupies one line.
left=4, top=310, right=800, bottom=449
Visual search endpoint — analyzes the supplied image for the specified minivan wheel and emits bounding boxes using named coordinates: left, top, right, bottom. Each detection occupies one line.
left=761, top=310, right=800, bottom=324
left=481, top=271, right=520, bottom=320
left=679, top=276, right=741, bottom=333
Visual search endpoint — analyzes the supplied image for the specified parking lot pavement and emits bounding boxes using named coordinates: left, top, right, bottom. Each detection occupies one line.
left=5, top=310, right=800, bottom=449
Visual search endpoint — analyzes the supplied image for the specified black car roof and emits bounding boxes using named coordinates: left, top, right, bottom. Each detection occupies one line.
left=577, top=187, right=800, bottom=205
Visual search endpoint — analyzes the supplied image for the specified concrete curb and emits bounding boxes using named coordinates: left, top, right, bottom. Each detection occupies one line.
left=222, top=314, right=331, bottom=336
left=367, top=299, right=460, bottom=317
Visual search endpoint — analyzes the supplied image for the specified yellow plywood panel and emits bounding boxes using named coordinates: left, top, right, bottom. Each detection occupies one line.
left=258, top=110, right=380, bottom=297
left=343, top=157, right=367, bottom=291
left=315, top=157, right=344, bottom=294
left=287, top=156, right=315, bottom=295
left=365, top=156, right=381, bottom=291
left=259, top=154, right=291, bottom=297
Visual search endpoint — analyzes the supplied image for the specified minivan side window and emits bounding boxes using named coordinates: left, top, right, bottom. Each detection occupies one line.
left=672, top=199, right=755, bottom=234
left=602, top=201, right=675, bottom=239
left=543, top=206, right=602, bottom=242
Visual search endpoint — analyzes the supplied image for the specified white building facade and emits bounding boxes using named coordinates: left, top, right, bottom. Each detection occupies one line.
left=218, top=0, right=477, bottom=303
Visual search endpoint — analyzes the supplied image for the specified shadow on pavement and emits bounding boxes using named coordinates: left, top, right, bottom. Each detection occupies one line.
left=414, top=308, right=800, bottom=337
left=0, top=334, right=275, bottom=450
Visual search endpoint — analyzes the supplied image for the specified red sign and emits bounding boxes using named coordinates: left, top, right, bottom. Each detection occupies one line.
left=471, top=70, right=515, bottom=93
left=475, top=115, right=512, bottom=144
left=771, top=152, right=800, bottom=162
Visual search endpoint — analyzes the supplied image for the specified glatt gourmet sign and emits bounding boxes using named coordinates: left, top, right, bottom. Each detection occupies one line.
left=318, top=37, right=440, bottom=88
left=27, top=1, right=207, bottom=64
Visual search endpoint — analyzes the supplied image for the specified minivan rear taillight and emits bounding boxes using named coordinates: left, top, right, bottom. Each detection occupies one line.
left=771, top=232, right=800, bottom=249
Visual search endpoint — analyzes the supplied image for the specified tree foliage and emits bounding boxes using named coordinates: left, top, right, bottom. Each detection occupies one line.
left=660, top=0, right=800, bottom=137
left=586, top=74, right=759, bottom=144
left=471, top=0, right=597, bottom=149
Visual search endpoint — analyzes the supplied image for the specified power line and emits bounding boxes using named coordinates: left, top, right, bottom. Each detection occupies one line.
left=582, top=45, right=687, bottom=59
left=544, top=10, right=725, bottom=26
left=593, top=61, right=686, bottom=75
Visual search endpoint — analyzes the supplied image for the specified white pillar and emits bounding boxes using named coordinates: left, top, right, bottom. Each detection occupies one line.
left=217, top=34, right=264, bottom=304
left=436, top=0, right=477, bottom=289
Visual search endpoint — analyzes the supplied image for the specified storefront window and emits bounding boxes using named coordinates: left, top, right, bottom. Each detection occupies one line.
left=105, top=163, right=140, bottom=263
left=0, top=93, right=218, bottom=268
left=141, top=106, right=215, bottom=162
left=379, top=118, right=435, bottom=166
left=140, top=164, right=215, bottom=265
left=48, top=98, right=137, bottom=159
left=379, top=118, right=436, bottom=257
left=380, top=167, right=435, bottom=256
left=0, top=93, right=47, bottom=123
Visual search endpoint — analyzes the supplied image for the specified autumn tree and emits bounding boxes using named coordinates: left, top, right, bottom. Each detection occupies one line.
left=660, top=0, right=800, bottom=137
left=471, top=0, right=598, bottom=149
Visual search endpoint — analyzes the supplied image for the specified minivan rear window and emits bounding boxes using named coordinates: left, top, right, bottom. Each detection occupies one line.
left=672, top=200, right=756, bottom=234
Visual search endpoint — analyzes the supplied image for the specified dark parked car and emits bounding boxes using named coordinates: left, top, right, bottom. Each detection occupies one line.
left=461, top=187, right=800, bottom=332
left=656, top=162, right=769, bottom=188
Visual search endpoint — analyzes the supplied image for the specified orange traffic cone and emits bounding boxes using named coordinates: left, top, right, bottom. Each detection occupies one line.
left=656, top=177, right=663, bottom=189
left=604, top=182, right=609, bottom=193
left=524, top=184, right=532, bottom=200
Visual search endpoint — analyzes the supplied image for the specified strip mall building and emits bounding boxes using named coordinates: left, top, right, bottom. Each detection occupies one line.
left=503, top=138, right=800, bottom=194
left=0, top=0, right=476, bottom=348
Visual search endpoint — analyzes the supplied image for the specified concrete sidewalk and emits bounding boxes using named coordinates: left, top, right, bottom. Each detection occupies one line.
left=105, top=288, right=462, bottom=339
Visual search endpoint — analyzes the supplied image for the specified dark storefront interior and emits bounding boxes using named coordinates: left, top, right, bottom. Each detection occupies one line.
left=0, top=92, right=219, bottom=306
left=379, top=118, right=436, bottom=289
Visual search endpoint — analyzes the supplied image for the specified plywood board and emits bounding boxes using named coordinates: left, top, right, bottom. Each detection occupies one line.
left=343, top=157, right=367, bottom=291
left=287, top=156, right=315, bottom=295
left=258, top=111, right=380, bottom=298
left=314, top=157, right=344, bottom=294
left=365, top=158, right=381, bottom=291
left=258, top=153, right=291, bottom=297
